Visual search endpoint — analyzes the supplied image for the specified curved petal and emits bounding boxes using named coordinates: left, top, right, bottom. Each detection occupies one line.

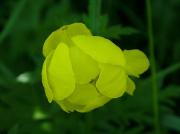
left=57, top=100, right=84, bottom=113
left=57, top=83, right=110, bottom=113
left=123, top=49, right=150, bottom=77
left=48, top=42, right=75, bottom=101
left=69, top=45, right=99, bottom=84
left=56, top=100, right=73, bottom=113
left=42, top=52, right=54, bottom=103
left=72, top=35, right=125, bottom=66
left=96, top=64, right=127, bottom=98
left=67, top=84, right=102, bottom=105
left=43, top=23, right=92, bottom=57
left=62, top=23, right=91, bottom=37
left=77, top=95, right=110, bottom=113
left=67, top=83, right=110, bottom=112
left=57, top=97, right=109, bottom=113
left=126, top=77, right=136, bottom=95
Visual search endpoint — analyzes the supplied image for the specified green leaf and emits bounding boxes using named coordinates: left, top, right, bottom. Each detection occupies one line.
left=162, top=114, right=180, bottom=132
left=102, top=25, right=139, bottom=39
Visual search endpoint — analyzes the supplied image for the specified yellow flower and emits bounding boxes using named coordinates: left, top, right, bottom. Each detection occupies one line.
left=42, top=23, right=149, bottom=113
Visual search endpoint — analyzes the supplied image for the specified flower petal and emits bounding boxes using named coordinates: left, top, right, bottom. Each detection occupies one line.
left=69, top=45, right=99, bottom=84
left=67, top=83, right=110, bottom=112
left=126, top=77, right=136, bottom=95
left=78, top=95, right=110, bottom=113
left=48, top=42, right=75, bottom=101
left=123, top=49, right=150, bottom=77
left=72, top=35, right=125, bottom=66
left=67, top=84, right=102, bottom=105
left=96, top=64, right=127, bottom=98
left=42, top=52, right=54, bottom=103
left=62, top=23, right=91, bottom=37
left=57, top=100, right=83, bottom=113
left=43, top=23, right=92, bottom=57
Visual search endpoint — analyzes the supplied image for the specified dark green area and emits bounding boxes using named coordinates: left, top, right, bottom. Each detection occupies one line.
left=0, top=0, right=180, bottom=134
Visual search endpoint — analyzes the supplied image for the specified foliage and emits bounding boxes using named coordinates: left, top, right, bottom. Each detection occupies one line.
left=0, top=0, right=180, bottom=134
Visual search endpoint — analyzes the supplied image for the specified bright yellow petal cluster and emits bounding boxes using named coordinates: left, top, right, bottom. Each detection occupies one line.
left=42, top=23, right=149, bottom=113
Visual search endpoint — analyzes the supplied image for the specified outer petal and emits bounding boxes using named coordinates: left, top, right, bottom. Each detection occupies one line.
left=57, top=100, right=83, bottom=113
left=96, top=64, right=127, bottom=98
left=67, top=84, right=105, bottom=105
left=42, top=52, right=54, bottom=103
left=69, top=45, right=99, bottom=84
left=72, top=35, right=126, bottom=66
left=62, top=23, right=91, bottom=37
left=66, top=83, right=110, bottom=112
left=78, top=95, right=110, bottom=113
left=48, top=42, right=75, bottom=101
left=126, top=77, right=136, bottom=95
left=43, top=23, right=91, bottom=57
left=123, top=49, right=150, bottom=77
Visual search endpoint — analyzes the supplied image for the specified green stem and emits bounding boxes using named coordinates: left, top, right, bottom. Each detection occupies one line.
left=88, top=0, right=102, bottom=34
left=146, top=0, right=160, bottom=134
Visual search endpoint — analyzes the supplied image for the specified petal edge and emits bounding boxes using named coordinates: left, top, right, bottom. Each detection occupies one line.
left=123, top=49, right=149, bottom=77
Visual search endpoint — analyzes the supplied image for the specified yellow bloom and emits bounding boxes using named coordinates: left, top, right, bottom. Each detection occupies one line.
left=42, top=23, right=149, bottom=113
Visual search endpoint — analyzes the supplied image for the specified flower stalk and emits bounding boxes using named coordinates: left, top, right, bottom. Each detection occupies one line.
left=88, top=0, right=101, bottom=34
left=146, top=0, right=160, bottom=133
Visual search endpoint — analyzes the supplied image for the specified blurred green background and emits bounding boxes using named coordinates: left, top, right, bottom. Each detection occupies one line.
left=0, top=0, right=180, bottom=134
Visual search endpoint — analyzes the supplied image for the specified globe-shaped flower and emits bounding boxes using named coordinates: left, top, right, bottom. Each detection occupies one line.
left=42, top=23, right=149, bottom=112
